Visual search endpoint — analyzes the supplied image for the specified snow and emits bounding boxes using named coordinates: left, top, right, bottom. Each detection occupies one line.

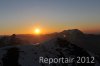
left=0, top=37, right=100, bottom=66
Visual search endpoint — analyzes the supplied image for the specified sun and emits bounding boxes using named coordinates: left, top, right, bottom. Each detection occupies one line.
left=34, top=28, right=41, bottom=35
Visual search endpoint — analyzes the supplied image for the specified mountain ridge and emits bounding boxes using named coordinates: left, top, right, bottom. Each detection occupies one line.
left=0, top=36, right=100, bottom=66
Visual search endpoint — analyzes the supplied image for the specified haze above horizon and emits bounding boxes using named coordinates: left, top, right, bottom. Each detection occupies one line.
left=0, top=0, right=100, bottom=35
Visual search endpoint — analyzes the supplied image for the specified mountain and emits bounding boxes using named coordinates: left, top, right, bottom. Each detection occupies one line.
left=0, top=36, right=100, bottom=66
left=61, top=29, right=84, bottom=36
left=0, top=29, right=100, bottom=55
left=59, top=29, right=100, bottom=55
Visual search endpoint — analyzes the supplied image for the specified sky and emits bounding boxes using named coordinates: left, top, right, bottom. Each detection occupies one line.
left=0, top=0, right=100, bottom=35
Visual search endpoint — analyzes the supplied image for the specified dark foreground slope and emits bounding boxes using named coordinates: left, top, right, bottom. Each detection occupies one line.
left=0, top=37, right=100, bottom=66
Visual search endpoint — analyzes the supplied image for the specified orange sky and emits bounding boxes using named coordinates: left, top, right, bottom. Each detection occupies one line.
left=0, top=0, right=100, bottom=35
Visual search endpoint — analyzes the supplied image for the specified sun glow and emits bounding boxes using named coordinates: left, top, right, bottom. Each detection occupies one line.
left=34, top=28, right=41, bottom=35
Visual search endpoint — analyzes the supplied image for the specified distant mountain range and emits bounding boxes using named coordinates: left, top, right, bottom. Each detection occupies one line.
left=0, top=29, right=100, bottom=66
left=1, top=29, right=100, bottom=54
